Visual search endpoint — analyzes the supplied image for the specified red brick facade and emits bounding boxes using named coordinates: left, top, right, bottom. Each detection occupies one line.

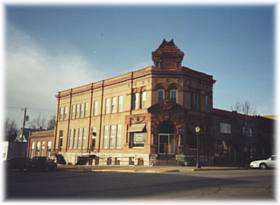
left=28, top=130, right=55, bottom=159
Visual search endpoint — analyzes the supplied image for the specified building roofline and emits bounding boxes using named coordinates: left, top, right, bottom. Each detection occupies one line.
left=56, top=63, right=216, bottom=98
left=30, top=130, right=55, bottom=137
left=56, top=65, right=153, bottom=98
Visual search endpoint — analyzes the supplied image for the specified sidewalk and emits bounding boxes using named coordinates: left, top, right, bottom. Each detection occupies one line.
left=57, top=164, right=246, bottom=174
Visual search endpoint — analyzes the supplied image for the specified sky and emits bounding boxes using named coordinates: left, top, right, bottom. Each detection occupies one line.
left=5, top=5, right=275, bottom=127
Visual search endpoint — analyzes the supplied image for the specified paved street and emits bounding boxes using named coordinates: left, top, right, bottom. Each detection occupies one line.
left=6, top=169, right=275, bottom=200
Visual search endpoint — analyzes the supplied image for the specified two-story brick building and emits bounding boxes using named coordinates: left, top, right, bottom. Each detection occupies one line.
left=28, top=39, right=274, bottom=166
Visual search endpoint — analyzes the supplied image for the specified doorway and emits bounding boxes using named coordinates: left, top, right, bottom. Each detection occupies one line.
left=158, top=133, right=175, bottom=154
left=158, top=121, right=175, bottom=155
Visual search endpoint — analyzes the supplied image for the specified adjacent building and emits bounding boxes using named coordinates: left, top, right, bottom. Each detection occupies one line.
left=28, top=130, right=55, bottom=159
left=28, top=39, right=274, bottom=166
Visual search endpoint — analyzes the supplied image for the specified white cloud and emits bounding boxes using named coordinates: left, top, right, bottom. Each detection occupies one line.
left=5, top=25, right=105, bottom=126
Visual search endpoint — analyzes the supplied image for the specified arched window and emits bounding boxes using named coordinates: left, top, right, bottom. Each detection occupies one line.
left=36, top=141, right=41, bottom=156
left=169, top=88, right=177, bottom=102
left=157, top=89, right=165, bottom=103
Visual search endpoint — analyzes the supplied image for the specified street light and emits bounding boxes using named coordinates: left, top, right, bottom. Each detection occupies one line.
left=195, top=126, right=201, bottom=168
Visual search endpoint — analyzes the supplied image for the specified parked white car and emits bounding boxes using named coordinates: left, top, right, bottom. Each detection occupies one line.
left=250, top=155, right=276, bottom=169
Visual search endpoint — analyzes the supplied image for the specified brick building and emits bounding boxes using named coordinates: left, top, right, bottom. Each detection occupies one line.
left=28, top=130, right=54, bottom=159
left=45, top=39, right=273, bottom=166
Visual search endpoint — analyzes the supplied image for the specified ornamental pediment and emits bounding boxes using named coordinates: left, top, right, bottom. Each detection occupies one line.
left=147, top=100, right=187, bottom=115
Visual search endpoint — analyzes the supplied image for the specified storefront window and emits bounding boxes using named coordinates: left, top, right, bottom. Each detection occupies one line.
left=131, top=132, right=146, bottom=147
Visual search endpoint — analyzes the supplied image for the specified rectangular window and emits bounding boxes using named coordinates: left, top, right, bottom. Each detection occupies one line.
left=135, top=93, right=140, bottom=110
left=64, top=107, right=68, bottom=120
left=105, top=98, right=111, bottom=114
left=36, top=142, right=41, bottom=156
left=58, top=130, right=63, bottom=150
left=248, top=128, right=253, bottom=137
left=170, top=89, right=177, bottom=102
left=72, top=105, right=75, bottom=119
left=94, top=101, right=99, bottom=116
left=82, top=128, right=87, bottom=149
left=205, top=95, right=209, bottom=111
left=117, top=124, right=122, bottom=148
left=112, top=97, right=117, bottom=113
left=84, top=102, right=88, bottom=117
left=60, top=107, right=64, bottom=120
left=103, top=125, right=109, bottom=149
left=118, top=96, right=124, bottom=112
left=192, top=93, right=200, bottom=111
left=141, top=92, right=147, bottom=108
left=77, top=104, right=80, bottom=118
left=157, top=89, right=165, bottom=103
left=47, top=141, right=52, bottom=158
left=69, top=129, right=72, bottom=149
left=31, top=142, right=35, bottom=158
left=243, top=126, right=253, bottom=137
left=220, top=123, right=231, bottom=134
left=132, top=132, right=146, bottom=147
left=110, top=125, right=116, bottom=148
left=91, top=127, right=96, bottom=150
left=41, top=141, right=46, bottom=156
left=77, top=128, right=82, bottom=149
left=80, top=103, right=84, bottom=117
left=132, top=93, right=136, bottom=110
left=32, top=142, right=35, bottom=150
left=73, top=129, right=76, bottom=149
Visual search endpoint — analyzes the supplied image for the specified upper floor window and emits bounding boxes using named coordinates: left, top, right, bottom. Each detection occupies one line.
left=192, top=93, right=200, bottom=111
left=59, top=107, right=64, bottom=120
left=118, top=96, right=124, bottom=112
left=76, top=104, right=80, bottom=118
left=169, top=89, right=177, bottom=102
left=84, top=102, right=88, bottom=117
left=64, top=107, right=68, bottom=120
left=71, top=105, right=75, bottom=119
left=141, top=91, right=147, bottom=108
left=112, top=97, right=117, bottom=113
left=157, top=89, right=165, bottom=103
left=132, top=93, right=140, bottom=110
left=80, top=103, right=84, bottom=117
left=220, top=122, right=231, bottom=134
left=205, top=95, right=210, bottom=111
left=135, top=93, right=140, bottom=110
left=94, top=101, right=99, bottom=116
left=242, top=126, right=253, bottom=137
left=105, top=98, right=111, bottom=114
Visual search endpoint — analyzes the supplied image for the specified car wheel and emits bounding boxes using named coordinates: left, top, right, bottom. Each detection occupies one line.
left=260, top=163, right=268, bottom=169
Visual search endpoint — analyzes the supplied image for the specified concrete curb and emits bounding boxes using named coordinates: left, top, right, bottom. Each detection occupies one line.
left=191, top=168, right=244, bottom=171
left=91, top=169, right=180, bottom=174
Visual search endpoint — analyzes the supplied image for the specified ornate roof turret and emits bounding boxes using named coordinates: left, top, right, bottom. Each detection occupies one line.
left=152, top=39, right=184, bottom=70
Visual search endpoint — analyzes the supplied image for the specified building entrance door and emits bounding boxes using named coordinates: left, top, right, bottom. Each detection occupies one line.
left=158, top=133, right=175, bottom=155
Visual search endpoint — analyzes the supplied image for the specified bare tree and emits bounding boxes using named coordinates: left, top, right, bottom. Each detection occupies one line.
left=5, top=118, right=18, bottom=142
left=47, top=115, right=56, bottom=130
left=29, top=114, right=47, bottom=130
left=231, top=101, right=257, bottom=116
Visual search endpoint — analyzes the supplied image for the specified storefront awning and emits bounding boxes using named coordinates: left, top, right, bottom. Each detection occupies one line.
left=128, top=123, right=146, bottom=133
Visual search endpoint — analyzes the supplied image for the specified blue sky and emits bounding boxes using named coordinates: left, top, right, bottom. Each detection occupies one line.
left=5, top=5, right=274, bottom=126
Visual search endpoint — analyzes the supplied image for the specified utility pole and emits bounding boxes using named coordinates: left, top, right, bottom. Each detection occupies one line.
left=21, top=107, right=27, bottom=142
